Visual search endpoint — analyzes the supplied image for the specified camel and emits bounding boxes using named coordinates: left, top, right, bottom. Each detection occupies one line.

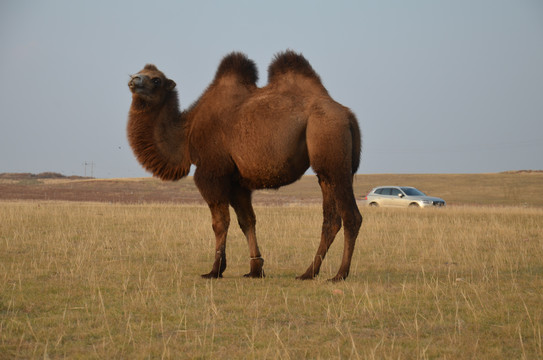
left=127, top=50, right=362, bottom=281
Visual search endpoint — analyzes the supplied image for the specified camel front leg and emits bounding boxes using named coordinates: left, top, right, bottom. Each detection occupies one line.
left=229, top=185, right=265, bottom=278
left=201, top=202, right=230, bottom=278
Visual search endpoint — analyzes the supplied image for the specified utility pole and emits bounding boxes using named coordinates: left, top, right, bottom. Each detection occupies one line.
left=83, top=161, right=95, bottom=178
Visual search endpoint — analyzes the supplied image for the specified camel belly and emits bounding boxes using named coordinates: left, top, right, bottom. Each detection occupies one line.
left=236, top=158, right=309, bottom=189
left=232, top=136, right=310, bottom=189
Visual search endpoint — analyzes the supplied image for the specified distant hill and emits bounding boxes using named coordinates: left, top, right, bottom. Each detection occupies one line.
left=0, top=172, right=92, bottom=180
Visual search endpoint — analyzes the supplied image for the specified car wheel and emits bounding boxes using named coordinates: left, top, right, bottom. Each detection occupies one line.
left=409, top=203, right=420, bottom=208
left=369, top=202, right=379, bottom=207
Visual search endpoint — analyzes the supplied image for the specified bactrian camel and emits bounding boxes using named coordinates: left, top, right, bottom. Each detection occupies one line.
left=127, top=50, right=362, bottom=281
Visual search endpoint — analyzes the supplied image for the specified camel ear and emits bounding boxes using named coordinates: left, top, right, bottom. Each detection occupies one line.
left=166, top=79, right=176, bottom=91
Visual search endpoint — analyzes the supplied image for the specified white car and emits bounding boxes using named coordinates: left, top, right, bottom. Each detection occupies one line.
left=363, top=186, right=446, bottom=208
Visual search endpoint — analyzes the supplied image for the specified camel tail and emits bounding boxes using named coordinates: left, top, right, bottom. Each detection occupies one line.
left=214, top=52, right=259, bottom=86
left=349, top=111, right=362, bottom=175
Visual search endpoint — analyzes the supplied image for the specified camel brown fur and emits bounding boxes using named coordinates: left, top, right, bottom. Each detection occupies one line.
left=127, top=50, right=362, bottom=281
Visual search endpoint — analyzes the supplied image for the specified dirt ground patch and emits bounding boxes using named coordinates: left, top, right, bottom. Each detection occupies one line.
left=0, top=176, right=317, bottom=205
left=1, top=172, right=542, bottom=207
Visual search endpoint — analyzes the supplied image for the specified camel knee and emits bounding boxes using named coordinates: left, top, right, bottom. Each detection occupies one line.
left=212, top=220, right=228, bottom=234
left=210, top=204, right=230, bottom=233
left=237, top=215, right=256, bottom=234
left=322, top=214, right=342, bottom=238
left=332, top=215, right=342, bottom=232
left=354, top=211, right=362, bottom=229
left=343, top=210, right=362, bottom=235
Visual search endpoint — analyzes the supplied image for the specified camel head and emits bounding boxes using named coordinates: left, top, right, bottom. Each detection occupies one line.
left=128, top=64, right=176, bottom=107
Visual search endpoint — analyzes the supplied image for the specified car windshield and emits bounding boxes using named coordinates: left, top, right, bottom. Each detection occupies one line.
left=401, top=187, right=426, bottom=196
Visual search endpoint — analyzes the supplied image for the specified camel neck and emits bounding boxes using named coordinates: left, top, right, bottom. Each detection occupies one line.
left=127, top=91, right=191, bottom=181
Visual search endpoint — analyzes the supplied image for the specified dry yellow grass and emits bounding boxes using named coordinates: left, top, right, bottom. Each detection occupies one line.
left=1, top=201, right=542, bottom=358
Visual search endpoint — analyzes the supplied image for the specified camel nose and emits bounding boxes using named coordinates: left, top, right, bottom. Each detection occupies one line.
left=129, top=75, right=144, bottom=88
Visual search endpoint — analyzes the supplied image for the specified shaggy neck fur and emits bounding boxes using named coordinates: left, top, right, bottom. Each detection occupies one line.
left=127, top=90, right=191, bottom=181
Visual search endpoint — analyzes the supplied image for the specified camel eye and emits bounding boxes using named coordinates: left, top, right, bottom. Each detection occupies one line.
left=152, top=78, right=162, bottom=86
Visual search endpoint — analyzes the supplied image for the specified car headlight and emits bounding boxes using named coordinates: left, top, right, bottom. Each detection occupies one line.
left=421, top=200, right=432, bottom=204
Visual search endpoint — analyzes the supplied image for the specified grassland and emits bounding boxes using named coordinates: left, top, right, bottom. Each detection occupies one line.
left=1, top=200, right=542, bottom=358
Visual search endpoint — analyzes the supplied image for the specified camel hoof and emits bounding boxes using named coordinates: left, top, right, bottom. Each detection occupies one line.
left=327, top=275, right=346, bottom=282
left=243, top=270, right=265, bottom=278
left=201, top=272, right=223, bottom=279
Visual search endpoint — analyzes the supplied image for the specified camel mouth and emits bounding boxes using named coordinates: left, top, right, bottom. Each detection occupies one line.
left=128, top=75, right=146, bottom=93
left=128, top=82, right=141, bottom=93
left=128, top=84, right=144, bottom=95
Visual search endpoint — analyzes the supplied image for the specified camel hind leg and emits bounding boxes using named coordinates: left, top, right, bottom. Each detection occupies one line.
left=298, top=174, right=361, bottom=281
left=297, top=177, right=342, bottom=280
left=304, top=112, right=363, bottom=281
left=328, top=176, right=362, bottom=281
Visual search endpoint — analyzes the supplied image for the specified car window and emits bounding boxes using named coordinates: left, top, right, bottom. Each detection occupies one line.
left=381, top=188, right=392, bottom=195
left=401, top=187, right=426, bottom=196
left=390, top=188, right=401, bottom=196
left=374, top=188, right=383, bottom=194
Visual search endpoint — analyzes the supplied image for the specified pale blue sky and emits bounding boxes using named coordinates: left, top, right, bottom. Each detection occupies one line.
left=1, top=0, right=542, bottom=178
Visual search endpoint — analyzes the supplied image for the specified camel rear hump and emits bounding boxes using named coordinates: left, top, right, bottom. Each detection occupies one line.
left=267, top=50, right=329, bottom=97
left=268, top=50, right=322, bottom=83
